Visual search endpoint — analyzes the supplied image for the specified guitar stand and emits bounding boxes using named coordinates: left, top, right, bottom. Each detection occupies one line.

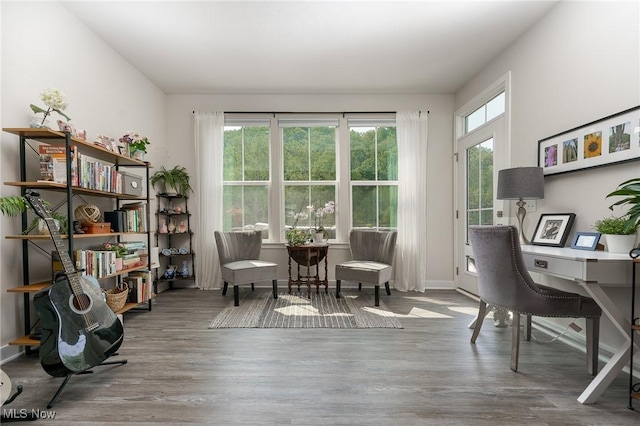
left=47, top=357, right=128, bottom=409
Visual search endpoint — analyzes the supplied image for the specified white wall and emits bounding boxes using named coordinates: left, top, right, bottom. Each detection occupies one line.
left=456, top=1, right=640, bottom=356
left=165, top=94, right=455, bottom=288
left=0, top=2, right=166, bottom=360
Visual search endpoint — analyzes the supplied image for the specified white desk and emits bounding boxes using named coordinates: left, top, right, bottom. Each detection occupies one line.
left=521, top=245, right=637, bottom=404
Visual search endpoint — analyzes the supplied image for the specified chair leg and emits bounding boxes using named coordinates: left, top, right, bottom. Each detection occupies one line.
left=470, top=300, right=487, bottom=343
left=233, top=285, right=240, bottom=306
left=385, top=282, right=391, bottom=295
left=251, top=283, right=255, bottom=291
left=374, top=285, right=380, bottom=306
left=336, top=280, right=341, bottom=299
left=511, top=313, right=521, bottom=372
left=526, top=315, right=532, bottom=341
left=358, top=283, right=362, bottom=291
left=272, top=280, right=278, bottom=300
left=222, top=282, right=228, bottom=295
left=586, top=317, right=600, bottom=376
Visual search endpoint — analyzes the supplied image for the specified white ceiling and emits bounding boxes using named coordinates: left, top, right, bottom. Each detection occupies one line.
left=61, top=1, right=557, bottom=95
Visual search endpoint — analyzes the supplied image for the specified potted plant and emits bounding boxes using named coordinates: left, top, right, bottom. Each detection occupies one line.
left=150, top=165, right=192, bottom=196
left=593, top=216, right=638, bottom=253
left=0, top=195, right=68, bottom=234
left=606, top=177, right=640, bottom=233
left=119, top=131, right=150, bottom=160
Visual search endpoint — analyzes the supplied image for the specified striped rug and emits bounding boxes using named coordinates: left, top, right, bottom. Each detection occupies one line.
left=209, top=290, right=403, bottom=329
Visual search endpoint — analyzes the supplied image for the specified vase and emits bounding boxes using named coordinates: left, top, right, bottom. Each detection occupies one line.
left=604, top=234, right=636, bottom=254
left=115, top=257, right=123, bottom=271
left=159, top=219, right=168, bottom=234
left=167, top=218, right=176, bottom=233
left=130, top=149, right=145, bottom=161
left=181, top=260, right=189, bottom=277
left=314, top=232, right=325, bottom=243
left=29, top=116, right=49, bottom=129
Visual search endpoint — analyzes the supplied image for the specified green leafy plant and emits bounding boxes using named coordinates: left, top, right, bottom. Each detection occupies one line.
left=119, top=131, right=150, bottom=154
left=0, top=195, right=68, bottom=234
left=606, top=177, right=640, bottom=234
left=150, top=166, right=192, bottom=196
left=593, top=216, right=638, bottom=235
left=285, top=228, right=309, bottom=246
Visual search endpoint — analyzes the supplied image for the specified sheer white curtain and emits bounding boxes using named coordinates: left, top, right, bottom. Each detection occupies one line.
left=193, top=111, right=224, bottom=290
left=395, top=111, right=429, bottom=292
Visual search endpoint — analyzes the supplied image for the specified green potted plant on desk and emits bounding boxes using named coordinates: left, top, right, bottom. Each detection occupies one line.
left=603, top=177, right=640, bottom=254
left=150, top=166, right=192, bottom=197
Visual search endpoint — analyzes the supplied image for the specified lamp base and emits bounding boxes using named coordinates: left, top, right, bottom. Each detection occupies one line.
left=516, top=199, right=530, bottom=245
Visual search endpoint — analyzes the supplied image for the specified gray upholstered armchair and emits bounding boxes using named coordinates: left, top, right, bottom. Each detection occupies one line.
left=468, top=225, right=602, bottom=375
left=214, top=230, right=278, bottom=306
left=335, top=229, right=397, bottom=306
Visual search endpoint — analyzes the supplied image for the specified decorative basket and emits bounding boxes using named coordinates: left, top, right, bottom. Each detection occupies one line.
left=104, top=283, right=128, bottom=312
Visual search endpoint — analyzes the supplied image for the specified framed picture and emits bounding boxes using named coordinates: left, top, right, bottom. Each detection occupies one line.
left=570, top=232, right=601, bottom=251
left=531, top=213, right=576, bottom=247
left=538, top=106, right=640, bottom=176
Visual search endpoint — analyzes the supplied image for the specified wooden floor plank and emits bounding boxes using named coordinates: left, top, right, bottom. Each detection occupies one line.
left=1, top=288, right=638, bottom=424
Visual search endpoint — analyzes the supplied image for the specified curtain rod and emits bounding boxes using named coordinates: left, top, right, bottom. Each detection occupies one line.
left=192, top=110, right=430, bottom=115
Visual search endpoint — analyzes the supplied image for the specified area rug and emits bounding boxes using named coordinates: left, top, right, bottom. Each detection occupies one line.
left=209, top=290, right=403, bottom=329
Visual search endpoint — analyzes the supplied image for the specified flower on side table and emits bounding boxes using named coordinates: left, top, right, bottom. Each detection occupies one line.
left=310, top=201, right=335, bottom=235
left=29, top=88, right=71, bottom=128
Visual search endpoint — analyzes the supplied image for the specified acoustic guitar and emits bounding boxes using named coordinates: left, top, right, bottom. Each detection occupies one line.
left=25, top=190, right=124, bottom=377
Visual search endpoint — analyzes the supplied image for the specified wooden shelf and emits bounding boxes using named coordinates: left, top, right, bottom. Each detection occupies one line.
left=116, top=294, right=156, bottom=314
left=4, top=181, right=148, bottom=200
left=632, top=392, right=640, bottom=401
left=2, top=127, right=147, bottom=167
left=8, top=336, right=40, bottom=346
left=632, top=325, right=640, bottom=331
left=6, top=231, right=147, bottom=240
left=7, top=281, right=50, bottom=293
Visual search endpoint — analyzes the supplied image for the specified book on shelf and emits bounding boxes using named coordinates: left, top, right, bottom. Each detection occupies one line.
left=120, top=202, right=148, bottom=232
left=125, top=270, right=152, bottom=303
left=38, top=145, right=78, bottom=185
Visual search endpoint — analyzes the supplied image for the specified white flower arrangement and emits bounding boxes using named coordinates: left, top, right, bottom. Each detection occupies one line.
left=30, top=88, right=71, bottom=127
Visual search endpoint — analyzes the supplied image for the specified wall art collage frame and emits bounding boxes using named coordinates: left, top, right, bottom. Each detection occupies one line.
left=538, top=106, right=640, bottom=176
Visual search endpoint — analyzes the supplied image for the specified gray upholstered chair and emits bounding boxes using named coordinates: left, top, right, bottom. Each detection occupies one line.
left=335, top=229, right=398, bottom=306
left=214, top=230, right=278, bottom=306
left=468, top=225, right=602, bottom=375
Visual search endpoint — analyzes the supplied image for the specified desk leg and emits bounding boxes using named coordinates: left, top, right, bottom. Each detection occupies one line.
left=577, top=282, right=639, bottom=404
left=578, top=342, right=632, bottom=404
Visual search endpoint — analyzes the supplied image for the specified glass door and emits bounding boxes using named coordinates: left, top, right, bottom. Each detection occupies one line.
left=456, top=119, right=505, bottom=295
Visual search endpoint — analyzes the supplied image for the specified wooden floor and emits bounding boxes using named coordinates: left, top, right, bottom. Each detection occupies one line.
left=1, top=287, right=638, bottom=425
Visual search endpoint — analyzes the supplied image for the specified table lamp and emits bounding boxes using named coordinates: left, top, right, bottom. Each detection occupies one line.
left=496, top=167, right=545, bottom=245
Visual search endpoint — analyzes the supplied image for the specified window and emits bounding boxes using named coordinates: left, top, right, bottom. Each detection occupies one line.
left=282, top=124, right=337, bottom=238
left=222, top=124, right=270, bottom=238
left=464, top=91, right=505, bottom=134
left=349, top=124, right=398, bottom=230
left=221, top=115, right=397, bottom=241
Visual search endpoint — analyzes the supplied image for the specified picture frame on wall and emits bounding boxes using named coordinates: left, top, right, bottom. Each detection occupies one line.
left=570, top=232, right=601, bottom=251
left=538, top=106, right=640, bottom=176
left=531, top=213, right=576, bottom=247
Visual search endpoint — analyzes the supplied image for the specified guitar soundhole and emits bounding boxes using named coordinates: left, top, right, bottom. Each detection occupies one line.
left=71, top=293, right=92, bottom=313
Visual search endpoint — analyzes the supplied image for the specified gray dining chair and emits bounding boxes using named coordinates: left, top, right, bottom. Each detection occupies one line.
left=335, top=229, right=397, bottom=306
left=214, top=230, right=278, bottom=306
left=468, top=225, right=602, bottom=375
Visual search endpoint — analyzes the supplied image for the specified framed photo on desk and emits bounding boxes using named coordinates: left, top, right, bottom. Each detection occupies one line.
left=531, top=213, right=576, bottom=247
left=570, top=232, right=601, bottom=251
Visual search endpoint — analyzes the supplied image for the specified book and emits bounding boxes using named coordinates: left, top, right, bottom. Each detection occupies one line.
left=39, top=145, right=77, bottom=184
